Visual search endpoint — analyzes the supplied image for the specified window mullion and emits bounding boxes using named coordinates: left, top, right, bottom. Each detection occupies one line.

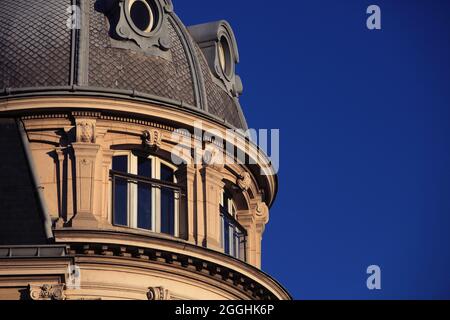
left=130, top=154, right=138, bottom=228
left=153, top=157, right=160, bottom=233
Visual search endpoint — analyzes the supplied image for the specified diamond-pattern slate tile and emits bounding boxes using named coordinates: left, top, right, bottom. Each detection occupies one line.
left=88, top=3, right=195, bottom=106
left=0, top=0, right=71, bottom=88
left=194, top=45, right=243, bottom=128
left=0, top=0, right=245, bottom=129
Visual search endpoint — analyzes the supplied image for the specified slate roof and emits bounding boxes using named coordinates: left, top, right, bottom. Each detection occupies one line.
left=0, top=0, right=247, bottom=128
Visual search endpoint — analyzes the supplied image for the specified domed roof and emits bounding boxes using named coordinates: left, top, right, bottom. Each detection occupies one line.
left=0, top=0, right=247, bottom=129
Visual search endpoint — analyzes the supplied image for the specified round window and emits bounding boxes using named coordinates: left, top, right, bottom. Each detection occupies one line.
left=218, top=36, right=233, bottom=79
left=128, top=0, right=159, bottom=33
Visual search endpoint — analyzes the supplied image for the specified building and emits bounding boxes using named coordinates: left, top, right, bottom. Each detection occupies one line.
left=0, top=0, right=290, bottom=300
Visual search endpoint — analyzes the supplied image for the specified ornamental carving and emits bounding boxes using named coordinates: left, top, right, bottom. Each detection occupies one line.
left=237, top=172, right=252, bottom=191
left=147, top=286, right=171, bottom=300
left=201, top=143, right=224, bottom=171
left=255, top=201, right=269, bottom=222
left=99, top=0, right=173, bottom=58
left=142, top=129, right=162, bottom=151
left=76, top=119, right=96, bottom=143
left=29, top=284, right=66, bottom=301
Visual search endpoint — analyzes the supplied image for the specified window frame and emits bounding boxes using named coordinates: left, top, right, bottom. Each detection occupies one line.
left=220, top=190, right=247, bottom=261
left=110, top=151, right=180, bottom=237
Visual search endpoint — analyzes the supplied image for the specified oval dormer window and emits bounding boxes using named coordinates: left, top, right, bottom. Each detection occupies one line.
left=218, top=36, right=233, bottom=79
left=128, top=0, right=159, bottom=33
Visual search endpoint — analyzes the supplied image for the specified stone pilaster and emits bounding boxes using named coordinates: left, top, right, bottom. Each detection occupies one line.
left=201, top=165, right=225, bottom=251
left=237, top=212, right=256, bottom=266
left=254, top=201, right=269, bottom=269
left=70, top=115, right=101, bottom=228
left=175, top=164, right=197, bottom=243
left=100, top=149, right=114, bottom=225
left=71, top=143, right=100, bottom=228
left=54, top=147, right=66, bottom=228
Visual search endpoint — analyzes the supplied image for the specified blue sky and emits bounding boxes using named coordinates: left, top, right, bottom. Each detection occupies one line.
left=176, top=0, right=450, bottom=299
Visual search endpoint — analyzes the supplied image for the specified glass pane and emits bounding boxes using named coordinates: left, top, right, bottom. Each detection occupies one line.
left=160, top=164, right=174, bottom=182
left=112, top=156, right=128, bottom=226
left=138, top=158, right=152, bottom=230
left=113, top=177, right=128, bottom=226
left=112, top=155, right=128, bottom=173
left=138, top=157, right=151, bottom=177
left=137, top=182, right=152, bottom=230
left=223, top=218, right=230, bottom=255
left=239, top=234, right=246, bottom=261
left=223, top=192, right=231, bottom=214
left=161, top=187, right=175, bottom=235
left=160, top=164, right=175, bottom=236
left=229, top=224, right=235, bottom=257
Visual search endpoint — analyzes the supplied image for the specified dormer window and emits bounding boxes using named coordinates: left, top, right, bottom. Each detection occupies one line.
left=100, top=0, right=172, bottom=54
left=218, top=36, right=232, bottom=79
left=187, top=21, right=243, bottom=97
left=111, top=153, right=180, bottom=237
left=127, top=0, right=159, bottom=34
left=220, top=191, right=247, bottom=261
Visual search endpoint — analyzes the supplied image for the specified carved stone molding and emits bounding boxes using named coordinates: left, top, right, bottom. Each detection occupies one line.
left=64, top=242, right=279, bottom=300
left=29, top=284, right=66, bottom=301
left=76, top=119, right=96, bottom=143
left=91, top=0, right=174, bottom=60
left=201, top=143, right=224, bottom=171
left=147, top=286, right=171, bottom=300
left=237, top=171, right=251, bottom=191
left=255, top=202, right=267, bottom=218
left=142, top=129, right=162, bottom=151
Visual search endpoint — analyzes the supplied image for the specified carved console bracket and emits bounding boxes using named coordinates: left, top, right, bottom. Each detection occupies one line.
left=29, top=284, right=66, bottom=301
left=72, top=112, right=101, bottom=144
left=147, top=286, right=171, bottom=300
left=237, top=171, right=251, bottom=191
left=142, top=129, right=162, bottom=151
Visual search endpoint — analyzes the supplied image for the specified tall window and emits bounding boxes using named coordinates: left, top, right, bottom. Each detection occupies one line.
left=220, top=191, right=247, bottom=261
left=111, top=153, right=180, bottom=237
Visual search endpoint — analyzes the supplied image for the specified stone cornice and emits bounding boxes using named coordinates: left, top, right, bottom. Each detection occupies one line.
left=54, top=229, right=291, bottom=300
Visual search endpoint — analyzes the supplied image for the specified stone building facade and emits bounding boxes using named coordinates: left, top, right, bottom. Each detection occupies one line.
left=0, top=0, right=290, bottom=300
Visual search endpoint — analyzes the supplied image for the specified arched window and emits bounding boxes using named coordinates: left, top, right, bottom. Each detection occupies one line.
left=220, top=191, right=247, bottom=261
left=110, top=152, right=180, bottom=237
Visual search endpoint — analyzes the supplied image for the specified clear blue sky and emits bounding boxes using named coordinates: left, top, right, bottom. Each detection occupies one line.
left=176, top=0, right=450, bottom=299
